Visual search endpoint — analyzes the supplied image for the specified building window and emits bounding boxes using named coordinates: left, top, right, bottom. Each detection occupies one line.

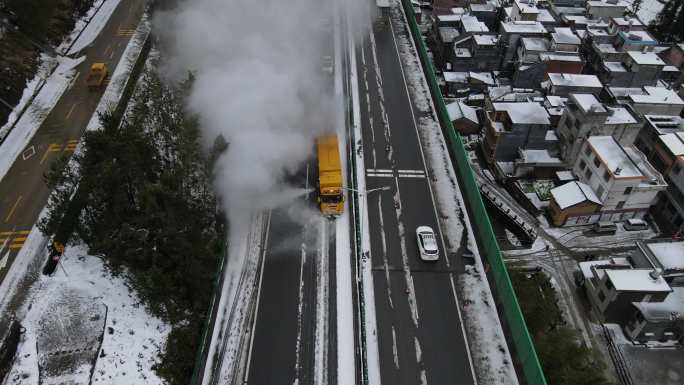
left=624, top=187, right=632, bottom=195
left=585, top=168, right=593, bottom=180
left=616, top=201, right=625, bottom=209
left=597, top=184, right=605, bottom=198
left=603, top=170, right=610, bottom=182
left=580, top=159, right=587, bottom=170
left=593, top=156, right=601, bottom=168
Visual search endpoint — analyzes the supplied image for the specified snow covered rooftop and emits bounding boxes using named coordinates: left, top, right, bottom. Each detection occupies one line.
left=587, top=136, right=643, bottom=179
left=605, top=269, right=672, bottom=292
left=550, top=181, right=602, bottom=209
left=446, top=101, right=479, bottom=123
left=605, top=106, right=638, bottom=125
left=634, top=286, right=684, bottom=321
left=462, top=15, right=489, bottom=32
left=540, top=53, right=582, bottom=62
left=618, top=30, right=657, bottom=44
left=627, top=51, right=666, bottom=66
left=658, top=132, right=684, bottom=156
left=537, top=9, right=556, bottom=23
left=571, top=93, right=606, bottom=113
left=443, top=71, right=468, bottom=83
left=604, top=61, right=627, bottom=72
left=646, top=241, right=684, bottom=272
left=556, top=170, right=576, bottom=181
left=473, top=34, right=498, bottom=45
left=522, top=37, right=549, bottom=52
left=611, top=16, right=644, bottom=27
left=500, top=21, right=547, bottom=34
left=519, top=149, right=562, bottom=164
left=552, top=27, right=580, bottom=45
left=437, top=14, right=463, bottom=23
left=439, top=27, right=460, bottom=43
left=588, top=0, right=629, bottom=7
left=492, top=102, right=551, bottom=124
left=548, top=73, right=602, bottom=88
left=629, top=87, right=684, bottom=105
left=470, top=3, right=496, bottom=11
left=514, top=0, right=540, bottom=14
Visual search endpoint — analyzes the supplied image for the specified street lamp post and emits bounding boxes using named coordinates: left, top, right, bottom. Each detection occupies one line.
left=343, top=185, right=390, bottom=259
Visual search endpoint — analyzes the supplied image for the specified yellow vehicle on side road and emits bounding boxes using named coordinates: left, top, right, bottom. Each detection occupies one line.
left=86, top=63, right=108, bottom=90
left=317, top=134, right=344, bottom=216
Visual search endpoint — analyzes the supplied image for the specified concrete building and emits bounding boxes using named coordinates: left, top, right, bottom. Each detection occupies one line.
left=557, top=94, right=642, bottom=162
left=586, top=0, right=629, bottom=19
left=573, top=136, right=667, bottom=222
left=511, top=0, right=540, bottom=21
left=578, top=240, right=684, bottom=344
left=628, top=86, right=684, bottom=116
left=481, top=101, right=551, bottom=165
left=545, top=73, right=603, bottom=96
left=499, top=21, right=548, bottom=70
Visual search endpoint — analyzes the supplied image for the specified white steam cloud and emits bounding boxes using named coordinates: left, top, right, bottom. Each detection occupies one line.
left=154, top=0, right=337, bottom=224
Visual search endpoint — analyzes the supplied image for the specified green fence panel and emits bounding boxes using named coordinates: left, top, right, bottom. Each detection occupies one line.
left=399, top=2, right=548, bottom=385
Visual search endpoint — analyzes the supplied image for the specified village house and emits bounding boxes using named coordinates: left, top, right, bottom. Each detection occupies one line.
left=556, top=94, right=642, bottom=162
left=578, top=240, right=684, bottom=344
left=572, top=136, right=667, bottom=222
left=481, top=101, right=552, bottom=168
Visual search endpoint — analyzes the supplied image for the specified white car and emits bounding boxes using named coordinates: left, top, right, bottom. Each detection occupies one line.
left=416, top=226, right=439, bottom=261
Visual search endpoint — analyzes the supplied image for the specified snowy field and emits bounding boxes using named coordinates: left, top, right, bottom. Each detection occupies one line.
left=3, top=245, right=169, bottom=385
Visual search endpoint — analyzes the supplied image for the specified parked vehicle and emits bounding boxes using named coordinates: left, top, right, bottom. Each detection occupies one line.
left=624, top=218, right=648, bottom=231
left=416, top=226, right=439, bottom=261
left=593, top=221, right=617, bottom=235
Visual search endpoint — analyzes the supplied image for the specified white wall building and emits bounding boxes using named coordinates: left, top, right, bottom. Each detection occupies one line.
left=573, top=136, right=667, bottom=221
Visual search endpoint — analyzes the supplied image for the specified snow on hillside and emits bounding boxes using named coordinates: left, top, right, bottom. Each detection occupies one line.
left=4, top=244, right=169, bottom=385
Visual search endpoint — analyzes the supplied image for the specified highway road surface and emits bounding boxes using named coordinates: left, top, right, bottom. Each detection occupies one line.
left=0, top=0, right=145, bottom=288
left=355, top=8, right=477, bottom=385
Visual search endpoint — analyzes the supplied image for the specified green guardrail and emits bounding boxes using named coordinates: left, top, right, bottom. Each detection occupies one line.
left=398, top=2, right=548, bottom=385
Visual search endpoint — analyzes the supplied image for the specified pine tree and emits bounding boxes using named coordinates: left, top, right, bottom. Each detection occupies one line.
left=650, top=0, right=684, bottom=43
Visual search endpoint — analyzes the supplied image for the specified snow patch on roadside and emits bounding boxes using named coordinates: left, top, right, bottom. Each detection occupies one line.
left=4, top=244, right=169, bottom=385
left=63, top=0, right=125, bottom=55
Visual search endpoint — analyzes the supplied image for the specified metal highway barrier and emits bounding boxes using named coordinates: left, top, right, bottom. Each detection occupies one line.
left=398, top=1, right=548, bottom=384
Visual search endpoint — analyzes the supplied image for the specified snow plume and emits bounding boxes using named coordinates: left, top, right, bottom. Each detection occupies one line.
left=153, top=0, right=335, bottom=226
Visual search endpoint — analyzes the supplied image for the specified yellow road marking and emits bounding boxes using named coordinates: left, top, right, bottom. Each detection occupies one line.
left=5, top=196, right=23, bottom=223
left=9, top=244, right=23, bottom=250
left=11, top=236, right=27, bottom=242
left=40, top=144, right=64, bottom=164
left=65, top=103, right=77, bottom=120
left=0, top=231, right=30, bottom=236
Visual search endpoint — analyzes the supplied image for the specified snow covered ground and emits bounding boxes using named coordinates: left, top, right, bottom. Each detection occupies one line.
left=635, top=0, right=665, bottom=24
left=3, top=244, right=169, bottom=385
